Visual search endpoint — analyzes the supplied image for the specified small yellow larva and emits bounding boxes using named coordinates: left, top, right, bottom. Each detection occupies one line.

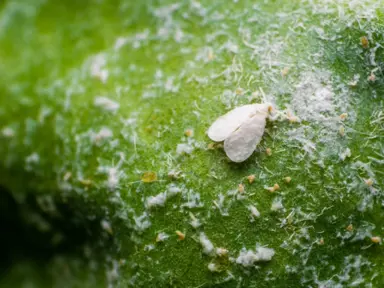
left=176, top=230, right=185, bottom=240
left=63, top=172, right=72, bottom=181
left=273, top=183, right=280, bottom=191
left=216, top=247, right=228, bottom=257
left=340, top=113, right=348, bottom=121
left=80, top=179, right=92, bottom=186
left=281, top=67, right=289, bottom=77
left=364, top=178, right=374, bottom=186
left=236, top=87, right=244, bottom=95
left=368, top=72, right=376, bottom=82
left=360, top=36, right=369, bottom=48
left=238, top=183, right=245, bottom=194
left=207, top=48, right=215, bottom=61
left=142, top=171, right=158, bottom=183
left=371, top=236, right=381, bottom=244
left=184, top=129, right=194, bottom=137
left=266, top=183, right=280, bottom=192
left=247, top=174, right=256, bottom=184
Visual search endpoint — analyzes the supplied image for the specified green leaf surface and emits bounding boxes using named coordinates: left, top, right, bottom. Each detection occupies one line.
left=1, top=0, right=384, bottom=287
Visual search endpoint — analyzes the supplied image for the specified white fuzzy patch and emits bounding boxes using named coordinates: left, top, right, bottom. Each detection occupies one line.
left=101, top=220, right=112, bottom=233
left=271, top=197, right=284, bottom=211
left=156, top=232, right=169, bottom=242
left=181, top=191, right=203, bottom=209
left=208, top=263, right=218, bottom=272
left=107, top=167, right=119, bottom=190
left=133, top=212, right=151, bottom=232
left=291, top=71, right=335, bottom=123
left=90, top=54, right=109, bottom=83
left=189, top=213, right=201, bottom=229
left=167, top=184, right=182, bottom=196
left=114, top=37, right=128, bottom=50
left=146, top=192, right=167, bottom=208
left=199, top=232, right=215, bottom=255
left=91, top=127, right=113, bottom=145
left=94, top=97, right=120, bottom=113
left=236, top=246, right=275, bottom=267
left=25, top=153, right=39, bottom=171
left=146, top=184, right=182, bottom=209
left=2, top=127, right=15, bottom=138
left=248, top=205, right=261, bottom=220
left=176, top=143, right=194, bottom=155
left=339, top=147, right=351, bottom=161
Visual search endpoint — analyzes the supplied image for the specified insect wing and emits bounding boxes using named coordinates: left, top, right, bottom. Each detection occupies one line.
left=224, top=111, right=267, bottom=162
left=207, top=104, right=259, bottom=142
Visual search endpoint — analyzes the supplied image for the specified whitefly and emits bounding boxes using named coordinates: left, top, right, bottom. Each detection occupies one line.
left=207, top=103, right=272, bottom=162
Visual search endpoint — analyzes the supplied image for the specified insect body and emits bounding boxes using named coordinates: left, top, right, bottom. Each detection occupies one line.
left=207, top=103, right=270, bottom=162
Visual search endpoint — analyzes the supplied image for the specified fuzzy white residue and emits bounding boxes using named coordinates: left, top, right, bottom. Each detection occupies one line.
left=221, top=40, right=239, bottom=54
left=101, top=220, right=113, bottom=234
left=106, top=260, right=119, bottom=288
left=97, top=154, right=124, bottom=190
left=146, top=184, right=182, bottom=209
left=153, top=3, right=181, bottom=19
left=94, top=97, right=120, bottom=113
left=167, top=183, right=182, bottom=196
left=2, top=126, right=15, bottom=138
left=199, top=232, right=215, bottom=255
left=181, top=191, right=203, bottom=209
left=216, top=247, right=228, bottom=256
left=220, top=89, right=237, bottom=108
left=213, top=193, right=230, bottom=216
left=195, top=46, right=214, bottom=64
left=97, top=127, right=113, bottom=138
left=271, top=197, right=284, bottom=211
left=284, top=69, right=355, bottom=158
left=164, top=77, right=179, bottom=93
left=25, top=152, right=40, bottom=171
left=107, top=167, right=119, bottom=190
left=339, top=147, right=351, bottom=161
left=338, top=221, right=375, bottom=244
left=248, top=205, right=261, bottom=220
left=156, top=232, right=169, bottom=242
left=189, top=213, right=201, bottom=229
left=208, top=263, right=218, bottom=272
left=236, top=246, right=275, bottom=267
left=146, top=192, right=167, bottom=209
left=176, top=143, right=194, bottom=155
left=26, top=152, right=39, bottom=164
left=314, top=255, right=371, bottom=288
left=291, top=70, right=335, bottom=123
left=90, top=54, right=108, bottom=83
left=114, top=37, right=128, bottom=50
left=144, top=244, right=155, bottom=251
left=90, top=127, right=113, bottom=145
left=133, top=212, right=151, bottom=232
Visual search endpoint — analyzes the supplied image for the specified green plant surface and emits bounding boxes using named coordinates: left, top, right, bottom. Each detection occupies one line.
left=1, top=0, right=384, bottom=287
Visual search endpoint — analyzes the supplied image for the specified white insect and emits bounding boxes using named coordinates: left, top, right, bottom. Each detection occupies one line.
left=207, top=103, right=271, bottom=162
